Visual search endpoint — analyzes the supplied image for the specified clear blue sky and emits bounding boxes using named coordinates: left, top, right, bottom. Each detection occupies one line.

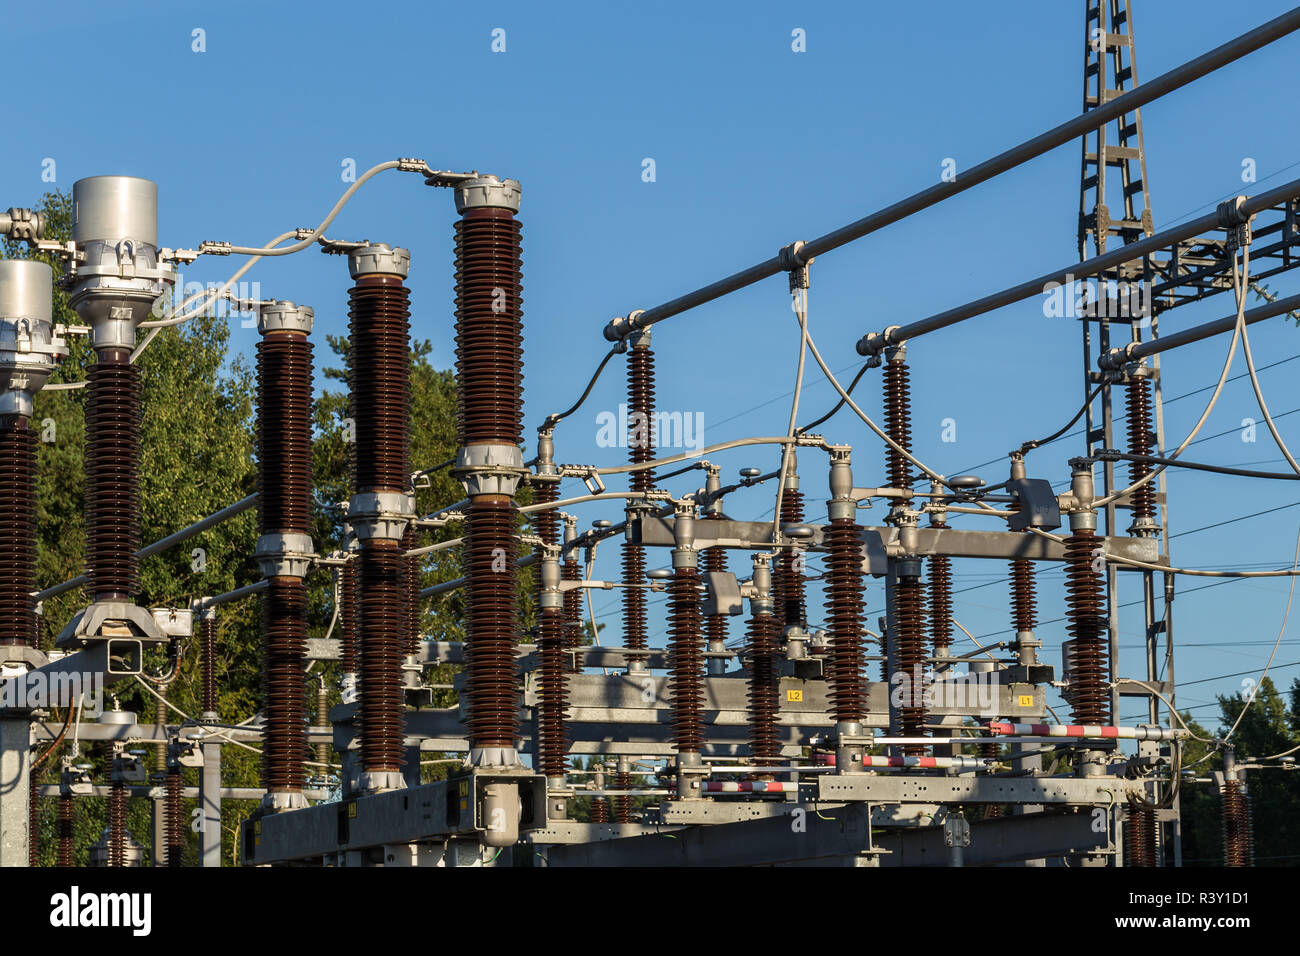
left=6, top=0, right=1300, bottom=735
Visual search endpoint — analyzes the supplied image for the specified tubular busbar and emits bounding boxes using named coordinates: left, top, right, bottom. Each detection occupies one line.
left=601, top=8, right=1300, bottom=342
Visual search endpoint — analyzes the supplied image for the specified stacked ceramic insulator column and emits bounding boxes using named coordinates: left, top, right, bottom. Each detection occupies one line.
left=1125, top=797, right=1156, bottom=867
left=1064, top=461, right=1110, bottom=728
left=668, top=500, right=704, bottom=797
left=746, top=554, right=780, bottom=768
left=774, top=466, right=807, bottom=634
left=824, top=447, right=867, bottom=770
left=1221, top=749, right=1254, bottom=866
left=701, top=468, right=729, bottom=674
left=0, top=261, right=62, bottom=648
left=164, top=755, right=184, bottom=867
left=66, top=178, right=170, bottom=622
left=451, top=176, right=527, bottom=778
left=561, top=516, right=583, bottom=671
left=623, top=329, right=655, bottom=656
left=1125, top=369, right=1158, bottom=536
left=346, top=245, right=415, bottom=793
left=199, top=608, right=218, bottom=720
left=253, top=301, right=316, bottom=807
left=532, top=446, right=570, bottom=786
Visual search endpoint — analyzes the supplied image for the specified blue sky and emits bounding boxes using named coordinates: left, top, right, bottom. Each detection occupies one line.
left=7, top=0, right=1300, bottom=735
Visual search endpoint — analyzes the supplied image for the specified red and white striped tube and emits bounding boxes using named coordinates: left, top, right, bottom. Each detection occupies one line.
left=861, top=755, right=986, bottom=769
left=987, top=721, right=1184, bottom=741
left=702, top=781, right=792, bottom=793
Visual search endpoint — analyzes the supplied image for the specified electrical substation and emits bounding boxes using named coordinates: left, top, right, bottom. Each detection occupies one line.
left=4, top=3, right=1300, bottom=870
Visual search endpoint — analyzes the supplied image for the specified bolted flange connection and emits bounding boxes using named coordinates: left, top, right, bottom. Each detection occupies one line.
left=257, top=300, right=315, bottom=335
left=253, top=533, right=317, bottom=579
left=347, top=491, right=415, bottom=543
left=347, top=243, right=411, bottom=280
left=0, top=261, right=67, bottom=417
left=453, top=443, right=528, bottom=498
left=453, top=175, right=522, bottom=215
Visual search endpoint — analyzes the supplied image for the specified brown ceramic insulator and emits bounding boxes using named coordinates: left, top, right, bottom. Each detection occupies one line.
left=894, top=573, right=928, bottom=753
left=928, top=553, right=953, bottom=652
left=747, top=612, right=780, bottom=766
left=776, top=488, right=807, bottom=629
left=28, top=765, right=40, bottom=866
left=621, top=543, right=648, bottom=651
left=1010, top=558, right=1037, bottom=634
left=257, top=333, right=314, bottom=534
left=669, top=565, right=704, bottom=754
left=1125, top=797, right=1156, bottom=867
left=536, top=607, right=569, bottom=778
left=983, top=804, right=1005, bottom=820
left=165, top=765, right=184, bottom=868
left=315, top=680, right=330, bottom=766
left=1126, top=376, right=1156, bottom=522
left=612, top=771, right=632, bottom=824
left=824, top=518, right=866, bottom=724
left=531, top=481, right=560, bottom=595
left=358, top=542, right=406, bottom=770
left=463, top=498, right=520, bottom=749
left=342, top=559, right=360, bottom=672
left=200, top=614, right=217, bottom=717
left=562, top=557, right=583, bottom=671
left=85, top=351, right=141, bottom=600
left=261, top=578, right=308, bottom=791
left=621, top=339, right=655, bottom=652
left=590, top=794, right=609, bottom=823
left=56, top=793, right=73, bottom=867
left=702, top=529, right=729, bottom=649
left=1064, top=529, right=1110, bottom=724
left=401, top=525, right=422, bottom=656
left=454, top=208, right=524, bottom=447
left=627, top=343, right=656, bottom=490
left=107, top=779, right=127, bottom=867
left=0, top=416, right=35, bottom=646
left=882, top=359, right=912, bottom=489
left=349, top=275, right=411, bottom=493
left=1222, top=781, right=1254, bottom=867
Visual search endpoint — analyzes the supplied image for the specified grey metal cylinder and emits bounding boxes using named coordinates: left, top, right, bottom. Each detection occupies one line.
left=73, top=176, right=158, bottom=247
left=0, top=260, right=52, bottom=324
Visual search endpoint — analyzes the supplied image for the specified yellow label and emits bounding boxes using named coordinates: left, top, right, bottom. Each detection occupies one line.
left=1017, top=694, right=1034, bottom=707
left=459, top=780, right=470, bottom=796
left=787, top=689, right=804, bottom=702
left=347, top=801, right=358, bottom=819
left=254, top=821, right=262, bottom=835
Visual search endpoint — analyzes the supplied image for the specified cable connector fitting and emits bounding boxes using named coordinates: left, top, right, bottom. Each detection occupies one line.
left=1, top=208, right=44, bottom=244
left=779, top=240, right=813, bottom=292
left=198, top=241, right=232, bottom=256
left=1217, top=195, right=1254, bottom=251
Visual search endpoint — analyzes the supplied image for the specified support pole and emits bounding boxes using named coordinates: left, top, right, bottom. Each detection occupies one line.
left=0, top=717, right=30, bottom=867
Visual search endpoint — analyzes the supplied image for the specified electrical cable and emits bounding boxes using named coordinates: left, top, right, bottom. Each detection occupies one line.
left=1091, top=241, right=1251, bottom=510
left=541, top=344, right=621, bottom=429
left=1236, top=247, right=1300, bottom=476
left=1100, top=450, right=1300, bottom=481
left=772, top=286, right=810, bottom=541
left=796, top=361, right=871, bottom=435
left=1019, top=384, right=1104, bottom=456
